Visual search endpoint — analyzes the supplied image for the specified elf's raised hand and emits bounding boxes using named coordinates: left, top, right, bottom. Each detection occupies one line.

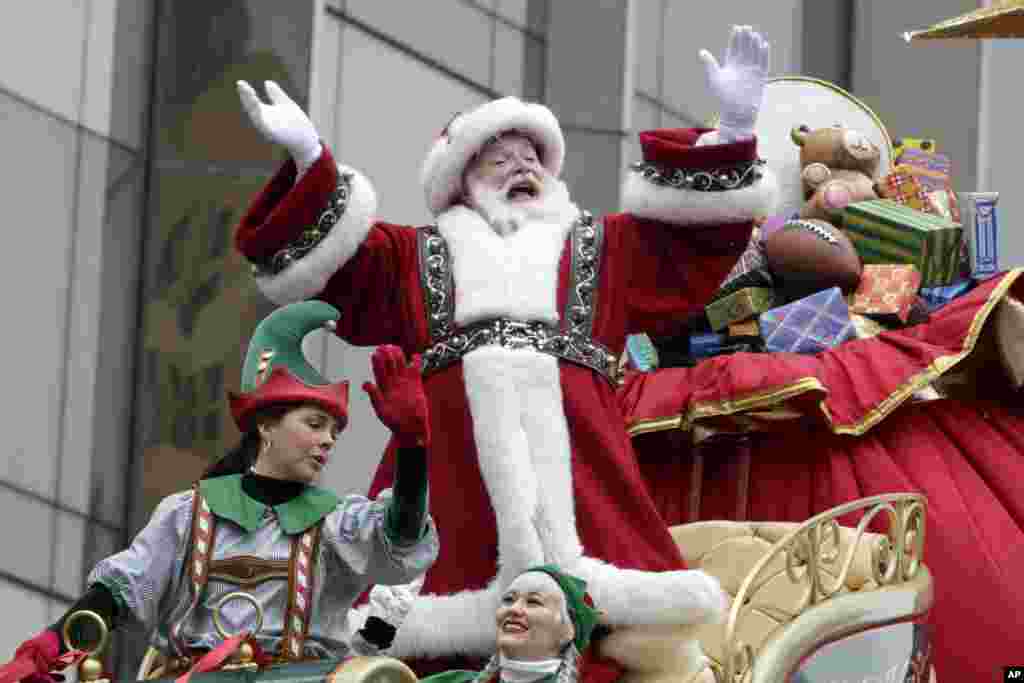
left=698, top=25, right=770, bottom=142
left=237, top=80, right=322, bottom=168
left=363, top=346, right=430, bottom=448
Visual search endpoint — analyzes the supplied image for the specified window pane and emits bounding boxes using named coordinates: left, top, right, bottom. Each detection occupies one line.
left=0, top=487, right=54, bottom=585
left=495, top=23, right=525, bottom=96
left=346, top=0, right=493, bottom=87
left=633, top=0, right=662, bottom=96
left=0, top=0, right=88, bottom=122
left=55, top=512, right=86, bottom=597
left=0, top=93, right=77, bottom=497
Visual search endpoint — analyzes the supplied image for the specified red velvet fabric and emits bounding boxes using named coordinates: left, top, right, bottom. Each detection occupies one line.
left=619, top=271, right=1024, bottom=683
left=234, top=146, right=338, bottom=262
left=639, top=128, right=760, bottom=168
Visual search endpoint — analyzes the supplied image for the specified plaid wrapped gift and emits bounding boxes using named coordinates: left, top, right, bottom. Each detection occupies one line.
left=920, top=279, right=975, bottom=312
left=758, top=287, right=856, bottom=354
left=843, top=199, right=963, bottom=287
left=893, top=148, right=952, bottom=193
left=876, top=167, right=940, bottom=215
left=719, top=235, right=771, bottom=292
left=849, top=264, right=922, bottom=323
left=705, top=287, right=775, bottom=331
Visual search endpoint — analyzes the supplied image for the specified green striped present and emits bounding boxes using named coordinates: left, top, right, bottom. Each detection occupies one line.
left=842, top=199, right=963, bottom=287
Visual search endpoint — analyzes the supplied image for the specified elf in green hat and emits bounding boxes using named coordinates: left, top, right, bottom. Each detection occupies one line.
left=422, top=566, right=609, bottom=683
left=1, top=301, right=438, bottom=682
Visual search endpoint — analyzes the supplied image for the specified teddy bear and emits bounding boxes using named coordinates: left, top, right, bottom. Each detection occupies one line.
left=790, top=123, right=881, bottom=221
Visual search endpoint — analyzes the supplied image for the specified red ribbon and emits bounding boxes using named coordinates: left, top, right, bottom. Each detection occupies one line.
left=174, top=634, right=248, bottom=683
left=0, top=650, right=86, bottom=683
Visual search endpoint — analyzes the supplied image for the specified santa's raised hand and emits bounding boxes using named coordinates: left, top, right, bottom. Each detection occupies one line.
left=698, top=25, right=770, bottom=142
left=237, top=80, right=322, bottom=169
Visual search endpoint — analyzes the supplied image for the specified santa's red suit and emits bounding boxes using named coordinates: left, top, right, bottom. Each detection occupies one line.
left=235, top=95, right=776, bottom=661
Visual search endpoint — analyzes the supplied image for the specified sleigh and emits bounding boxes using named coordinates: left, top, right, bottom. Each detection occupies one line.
left=60, top=493, right=931, bottom=683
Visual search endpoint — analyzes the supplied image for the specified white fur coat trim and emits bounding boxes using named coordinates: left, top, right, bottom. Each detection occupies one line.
left=620, top=164, right=779, bottom=226
left=436, top=206, right=572, bottom=325
left=255, top=164, right=377, bottom=305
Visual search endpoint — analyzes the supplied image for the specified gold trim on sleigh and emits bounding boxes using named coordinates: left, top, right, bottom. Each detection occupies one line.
left=627, top=268, right=1023, bottom=439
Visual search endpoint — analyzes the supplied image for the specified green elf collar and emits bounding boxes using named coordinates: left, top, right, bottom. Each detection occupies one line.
left=199, top=474, right=341, bottom=534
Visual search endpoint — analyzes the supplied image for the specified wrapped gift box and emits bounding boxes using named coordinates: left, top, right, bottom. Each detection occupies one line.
left=893, top=148, right=952, bottom=194
left=758, top=287, right=856, bottom=354
left=849, top=264, right=923, bottom=324
left=719, top=237, right=772, bottom=292
left=850, top=312, right=888, bottom=340
left=706, top=287, right=774, bottom=332
left=876, top=168, right=940, bottom=215
left=959, top=192, right=1001, bottom=279
left=689, top=332, right=727, bottom=358
left=728, top=320, right=761, bottom=339
left=843, top=199, right=963, bottom=287
left=919, top=279, right=975, bottom=312
left=624, top=333, right=659, bottom=372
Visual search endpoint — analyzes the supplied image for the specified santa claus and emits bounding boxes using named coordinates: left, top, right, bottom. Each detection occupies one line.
left=234, top=26, right=776, bottom=660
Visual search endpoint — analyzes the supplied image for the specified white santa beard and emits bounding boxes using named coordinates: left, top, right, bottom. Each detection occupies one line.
left=468, top=173, right=579, bottom=238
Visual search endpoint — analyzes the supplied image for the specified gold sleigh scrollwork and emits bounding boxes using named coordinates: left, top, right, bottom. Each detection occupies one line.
left=719, top=493, right=927, bottom=682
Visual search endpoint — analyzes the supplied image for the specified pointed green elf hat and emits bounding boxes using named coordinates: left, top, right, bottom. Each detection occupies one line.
left=228, top=301, right=349, bottom=431
left=518, top=565, right=601, bottom=652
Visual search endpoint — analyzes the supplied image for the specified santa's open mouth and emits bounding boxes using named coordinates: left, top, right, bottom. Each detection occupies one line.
left=506, top=178, right=540, bottom=201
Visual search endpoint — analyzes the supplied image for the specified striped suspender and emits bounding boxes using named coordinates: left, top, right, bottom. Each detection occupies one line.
left=280, top=522, right=323, bottom=660
left=169, top=483, right=219, bottom=655
left=174, top=483, right=323, bottom=661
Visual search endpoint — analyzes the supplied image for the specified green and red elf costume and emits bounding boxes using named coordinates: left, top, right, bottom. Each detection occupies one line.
left=0, top=301, right=438, bottom=682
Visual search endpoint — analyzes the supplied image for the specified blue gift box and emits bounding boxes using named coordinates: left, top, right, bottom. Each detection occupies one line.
left=759, top=287, right=856, bottom=354
left=689, top=332, right=727, bottom=358
left=919, top=279, right=975, bottom=312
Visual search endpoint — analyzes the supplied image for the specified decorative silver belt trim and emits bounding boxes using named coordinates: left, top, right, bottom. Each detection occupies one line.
left=421, top=318, right=618, bottom=383
left=417, top=211, right=617, bottom=385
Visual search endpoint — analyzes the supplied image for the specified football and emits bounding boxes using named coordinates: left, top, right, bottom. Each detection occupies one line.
left=764, top=218, right=863, bottom=297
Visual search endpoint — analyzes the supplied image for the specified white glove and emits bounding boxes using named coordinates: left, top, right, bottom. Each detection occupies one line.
left=367, top=574, right=424, bottom=625
left=698, top=25, right=770, bottom=143
left=237, top=80, right=322, bottom=170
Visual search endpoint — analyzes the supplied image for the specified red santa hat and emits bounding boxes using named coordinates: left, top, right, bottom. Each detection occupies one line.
left=420, top=97, right=565, bottom=216
left=621, top=127, right=779, bottom=226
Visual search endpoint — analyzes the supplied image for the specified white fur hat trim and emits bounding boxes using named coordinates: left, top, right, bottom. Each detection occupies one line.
left=420, top=97, right=565, bottom=216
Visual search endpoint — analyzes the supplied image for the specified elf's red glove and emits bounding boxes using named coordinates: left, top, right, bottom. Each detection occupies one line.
left=363, top=346, right=430, bottom=448
left=0, top=631, right=62, bottom=683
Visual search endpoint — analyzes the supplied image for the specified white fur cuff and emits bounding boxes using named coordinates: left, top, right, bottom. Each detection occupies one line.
left=255, top=164, right=377, bottom=305
left=620, top=165, right=779, bottom=227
